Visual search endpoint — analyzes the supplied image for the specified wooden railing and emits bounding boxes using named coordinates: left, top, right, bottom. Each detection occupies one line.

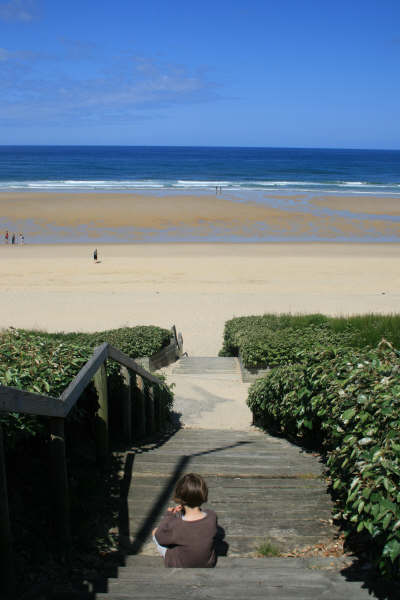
left=0, top=330, right=182, bottom=598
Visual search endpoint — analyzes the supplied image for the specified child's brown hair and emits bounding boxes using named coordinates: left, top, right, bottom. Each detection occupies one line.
left=173, top=473, right=208, bottom=508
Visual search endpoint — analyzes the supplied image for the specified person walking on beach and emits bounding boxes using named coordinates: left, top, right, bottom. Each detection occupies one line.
left=5, top=230, right=8, bottom=244
left=152, top=473, right=217, bottom=568
left=19, top=232, right=24, bottom=245
left=11, top=233, right=15, bottom=245
left=93, top=248, right=98, bottom=263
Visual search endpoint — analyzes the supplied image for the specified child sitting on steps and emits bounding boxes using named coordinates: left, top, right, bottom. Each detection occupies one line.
left=152, top=473, right=218, bottom=568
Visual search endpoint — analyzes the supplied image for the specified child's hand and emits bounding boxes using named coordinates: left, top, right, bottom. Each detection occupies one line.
left=167, top=504, right=183, bottom=513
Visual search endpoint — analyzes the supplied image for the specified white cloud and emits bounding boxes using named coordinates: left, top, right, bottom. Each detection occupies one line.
left=0, top=0, right=38, bottom=22
left=0, top=45, right=219, bottom=126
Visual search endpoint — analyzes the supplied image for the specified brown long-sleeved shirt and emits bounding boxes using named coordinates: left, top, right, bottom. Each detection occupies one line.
left=155, top=509, right=217, bottom=568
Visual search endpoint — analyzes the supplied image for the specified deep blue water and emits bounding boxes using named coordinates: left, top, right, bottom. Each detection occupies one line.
left=0, top=146, right=400, bottom=194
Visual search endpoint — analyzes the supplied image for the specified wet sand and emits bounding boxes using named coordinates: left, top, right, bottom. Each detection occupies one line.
left=0, top=191, right=399, bottom=242
left=0, top=243, right=399, bottom=355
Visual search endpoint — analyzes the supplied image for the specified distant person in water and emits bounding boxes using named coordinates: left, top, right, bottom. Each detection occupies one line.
left=94, top=248, right=98, bottom=263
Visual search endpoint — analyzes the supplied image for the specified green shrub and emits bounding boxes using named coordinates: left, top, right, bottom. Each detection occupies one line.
left=0, top=326, right=173, bottom=448
left=0, top=328, right=94, bottom=448
left=220, top=313, right=400, bottom=368
left=247, top=343, right=400, bottom=578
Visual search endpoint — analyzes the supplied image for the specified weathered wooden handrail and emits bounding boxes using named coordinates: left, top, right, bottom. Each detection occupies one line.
left=60, top=341, right=109, bottom=414
left=0, top=327, right=181, bottom=598
left=0, top=342, right=168, bottom=419
left=108, top=345, right=163, bottom=386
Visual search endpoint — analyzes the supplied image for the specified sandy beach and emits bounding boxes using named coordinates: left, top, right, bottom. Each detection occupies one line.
left=1, top=242, right=399, bottom=356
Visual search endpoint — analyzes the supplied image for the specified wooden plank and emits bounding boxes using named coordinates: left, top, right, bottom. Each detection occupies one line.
left=159, top=387, right=167, bottom=426
left=120, top=366, right=133, bottom=444
left=0, top=385, right=62, bottom=417
left=171, top=325, right=178, bottom=345
left=49, top=418, right=71, bottom=560
left=153, top=385, right=161, bottom=432
left=0, top=425, right=15, bottom=598
left=147, top=385, right=155, bottom=435
left=134, top=376, right=146, bottom=439
left=60, top=343, right=108, bottom=416
left=178, top=332, right=183, bottom=355
left=93, top=363, right=109, bottom=460
left=149, top=341, right=179, bottom=370
left=108, top=345, right=163, bottom=386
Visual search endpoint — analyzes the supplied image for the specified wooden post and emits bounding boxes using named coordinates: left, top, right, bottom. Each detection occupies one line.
left=134, top=376, right=146, bottom=439
left=120, top=366, right=133, bottom=445
left=93, top=363, right=109, bottom=460
left=147, top=385, right=156, bottom=435
left=153, top=386, right=161, bottom=432
left=0, top=425, right=15, bottom=598
left=159, top=387, right=167, bottom=427
left=49, top=418, right=71, bottom=560
left=178, top=332, right=183, bottom=356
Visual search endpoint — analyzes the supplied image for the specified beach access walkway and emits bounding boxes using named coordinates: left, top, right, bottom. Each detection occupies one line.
left=95, top=357, right=396, bottom=600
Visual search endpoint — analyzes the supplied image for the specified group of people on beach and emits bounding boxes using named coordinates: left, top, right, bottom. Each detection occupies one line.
left=4, top=230, right=24, bottom=245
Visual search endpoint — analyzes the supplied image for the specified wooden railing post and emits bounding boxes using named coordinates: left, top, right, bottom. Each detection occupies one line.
left=134, top=376, right=146, bottom=439
left=159, top=387, right=166, bottom=426
left=120, top=366, right=133, bottom=445
left=153, top=386, right=161, bottom=432
left=93, top=363, right=109, bottom=460
left=147, top=385, right=156, bottom=435
left=178, top=332, right=183, bottom=356
left=49, top=418, right=71, bottom=560
left=0, top=425, right=15, bottom=599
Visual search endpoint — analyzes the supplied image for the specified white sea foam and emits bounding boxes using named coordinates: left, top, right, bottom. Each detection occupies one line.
left=0, top=179, right=399, bottom=193
left=256, top=181, right=321, bottom=186
left=174, top=180, right=231, bottom=187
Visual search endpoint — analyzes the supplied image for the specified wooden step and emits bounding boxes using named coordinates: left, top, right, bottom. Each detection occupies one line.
left=93, top=556, right=395, bottom=600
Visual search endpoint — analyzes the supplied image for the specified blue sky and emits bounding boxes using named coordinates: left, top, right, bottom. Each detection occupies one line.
left=0, top=0, right=399, bottom=147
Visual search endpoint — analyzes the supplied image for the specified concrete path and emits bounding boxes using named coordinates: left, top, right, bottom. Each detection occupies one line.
left=162, top=357, right=253, bottom=429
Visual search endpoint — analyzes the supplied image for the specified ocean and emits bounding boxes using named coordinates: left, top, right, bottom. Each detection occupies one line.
left=1, top=146, right=400, bottom=194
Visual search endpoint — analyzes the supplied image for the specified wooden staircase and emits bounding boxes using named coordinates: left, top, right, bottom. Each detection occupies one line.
left=41, top=356, right=399, bottom=599
left=90, top=426, right=389, bottom=599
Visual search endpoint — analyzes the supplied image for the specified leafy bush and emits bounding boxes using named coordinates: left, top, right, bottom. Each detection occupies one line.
left=220, top=313, right=400, bottom=368
left=0, top=329, right=94, bottom=448
left=239, top=325, right=348, bottom=368
left=39, top=325, right=172, bottom=360
left=0, top=326, right=173, bottom=448
left=247, top=343, right=400, bottom=578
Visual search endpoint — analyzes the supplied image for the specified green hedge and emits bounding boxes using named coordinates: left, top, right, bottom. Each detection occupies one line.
left=38, top=325, right=172, bottom=360
left=247, top=343, right=400, bottom=578
left=220, top=313, right=400, bottom=368
left=0, top=326, right=173, bottom=448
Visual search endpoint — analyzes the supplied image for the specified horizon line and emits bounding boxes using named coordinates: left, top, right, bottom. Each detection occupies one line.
left=0, top=144, right=400, bottom=152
